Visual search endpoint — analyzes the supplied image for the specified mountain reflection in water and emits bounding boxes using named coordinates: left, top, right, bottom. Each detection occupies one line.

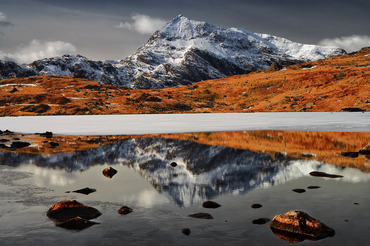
left=1, top=133, right=369, bottom=207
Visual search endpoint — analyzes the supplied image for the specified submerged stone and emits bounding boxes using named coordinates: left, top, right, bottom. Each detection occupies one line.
left=72, top=187, right=96, bottom=195
left=182, top=228, right=191, bottom=236
left=309, top=171, right=343, bottom=178
left=252, top=218, right=270, bottom=225
left=292, top=189, right=306, bottom=193
left=188, top=213, right=213, bottom=219
left=251, top=204, right=263, bottom=209
left=202, top=201, right=221, bottom=209
left=118, top=206, right=133, bottom=215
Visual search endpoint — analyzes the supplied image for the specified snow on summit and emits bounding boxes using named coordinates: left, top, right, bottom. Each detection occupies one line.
left=0, top=15, right=345, bottom=88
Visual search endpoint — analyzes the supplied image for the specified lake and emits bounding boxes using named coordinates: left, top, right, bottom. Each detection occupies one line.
left=0, top=113, right=369, bottom=245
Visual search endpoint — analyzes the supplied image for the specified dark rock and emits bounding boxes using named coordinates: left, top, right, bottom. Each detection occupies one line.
left=0, top=130, right=2, bottom=135
left=170, top=162, right=177, bottom=167
left=309, top=171, right=343, bottom=178
left=49, top=142, right=59, bottom=148
left=9, top=87, right=18, bottom=93
left=13, top=138, right=20, bottom=140
left=102, top=167, right=117, bottom=179
left=292, top=189, right=306, bottom=193
left=0, top=139, right=10, bottom=142
left=56, top=216, right=99, bottom=230
left=354, top=203, right=359, bottom=205
left=307, top=186, right=321, bottom=189
left=182, top=228, right=191, bottom=236
left=251, top=204, right=263, bottom=209
left=118, top=206, right=133, bottom=215
left=72, top=187, right=96, bottom=195
left=340, top=107, right=365, bottom=112
left=188, top=213, right=213, bottom=219
left=202, top=201, right=221, bottom=209
left=340, top=152, right=359, bottom=158
left=252, top=218, right=270, bottom=225
left=11, top=141, right=30, bottom=149
left=269, top=62, right=283, bottom=71
left=269, top=210, right=335, bottom=243
left=47, top=200, right=101, bottom=222
left=359, top=149, right=370, bottom=155
left=39, top=131, right=53, bottom=138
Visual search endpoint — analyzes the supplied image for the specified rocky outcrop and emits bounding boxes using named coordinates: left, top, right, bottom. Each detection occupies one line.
left=269, top=210, right=335, bottom=243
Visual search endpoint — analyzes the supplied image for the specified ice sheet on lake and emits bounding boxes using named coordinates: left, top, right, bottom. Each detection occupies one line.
left=0, top=112, right=369, bottom=135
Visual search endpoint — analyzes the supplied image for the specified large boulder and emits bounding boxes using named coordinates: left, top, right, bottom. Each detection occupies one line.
left=270, top=210, right=335, bottom=243
left=46, top=200, right=101, bottom=222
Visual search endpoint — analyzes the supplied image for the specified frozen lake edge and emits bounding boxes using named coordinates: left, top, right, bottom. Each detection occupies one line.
left=1, top=112, right=369, bottom=135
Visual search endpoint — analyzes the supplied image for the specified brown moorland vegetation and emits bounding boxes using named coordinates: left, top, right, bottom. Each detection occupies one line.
left=0, top=48, right=369, bottom=116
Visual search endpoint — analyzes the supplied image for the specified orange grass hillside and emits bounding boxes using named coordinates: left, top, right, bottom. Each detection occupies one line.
left=0, top=47, right=369, bottom=116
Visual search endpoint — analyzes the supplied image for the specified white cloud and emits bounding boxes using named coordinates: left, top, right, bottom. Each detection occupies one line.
left=116, top=14, right=166, bottom=35
left=0, top=39, right=76, bottom=64
left=318, top=35, right=370, bottom=52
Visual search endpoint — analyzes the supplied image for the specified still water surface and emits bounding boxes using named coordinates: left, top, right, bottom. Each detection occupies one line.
left=0, top=129, right=369, bottom=245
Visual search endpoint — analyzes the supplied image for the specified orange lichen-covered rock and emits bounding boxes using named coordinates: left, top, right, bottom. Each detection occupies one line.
left=102, top=167, right=118, bottom=179
left=270, top=210, right=335, bottom=243
left=46, top=200, right=101, bottom=222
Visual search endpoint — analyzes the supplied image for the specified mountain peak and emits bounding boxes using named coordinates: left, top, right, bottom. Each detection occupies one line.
left=159, top=15, right=215, bottom=40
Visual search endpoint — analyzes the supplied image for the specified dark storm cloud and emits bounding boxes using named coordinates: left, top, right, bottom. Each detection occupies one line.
left=1, top=0, right=369, bottom=60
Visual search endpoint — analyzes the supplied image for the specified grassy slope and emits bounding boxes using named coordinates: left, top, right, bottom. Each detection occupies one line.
left=0, top=48, right=369, bottom=116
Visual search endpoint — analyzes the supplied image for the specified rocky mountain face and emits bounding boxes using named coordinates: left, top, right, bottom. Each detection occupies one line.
left=0, top=15, right=345, bottom=89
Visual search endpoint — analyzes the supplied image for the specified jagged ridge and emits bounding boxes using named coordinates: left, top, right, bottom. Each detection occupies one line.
left=0, top=15, right=345, bottom=89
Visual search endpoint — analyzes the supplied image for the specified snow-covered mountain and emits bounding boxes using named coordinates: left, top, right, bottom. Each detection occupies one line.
left=0, top=15, right=345, bottom=88
left=1, top=137, right=366, bottom=207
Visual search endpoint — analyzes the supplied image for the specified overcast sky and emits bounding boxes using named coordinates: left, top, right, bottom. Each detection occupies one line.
left=0, top=0, right=369, bottom=63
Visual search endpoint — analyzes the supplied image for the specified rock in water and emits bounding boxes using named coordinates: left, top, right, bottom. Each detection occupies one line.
left=269, top=210, right=335, bottom=243
left=56, top=216, right=99, bottom=230
left=118, top=206, right=133, bottom=215
left=182, top=228, right=191, bottom=236
left=309, top=171, right=343, bottom=178
left=252, top=218, right=270, bottom=225
left=46, top=200, right=101, bottom=222
left=72, top=187, right=96, bottom=195
left=188, top=213, right=213, bottom=219
left=202, top=201, right=221, bottom=209
left=102, top=167, right=118, bottom=179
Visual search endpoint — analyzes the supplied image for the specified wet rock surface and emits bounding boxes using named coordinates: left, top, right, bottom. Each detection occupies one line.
left=292, top=189, right=306, bottom=193
left=340, top=152, right=359, bottom=158
left=309, top=171, right=343, bottom=178
left=118, top=206, right=133, bottom=215
left=269, top=210, right=335, bottom=243
left=252, top=218, right=270, bottom=225
left=307, top=186, right=321, bottom=189
left=72, top=187, right=96, bottom=195
left=251, top=204, right=263, bottom=209
left=188, top=213, right=213, bottom=219
left=202, top=201, right=221, bottom=209
left=102, top=167, right=118, bottom=179
left=46, top=200, right=101, bottom=222
left=182, top=228, right=191, bottom=236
